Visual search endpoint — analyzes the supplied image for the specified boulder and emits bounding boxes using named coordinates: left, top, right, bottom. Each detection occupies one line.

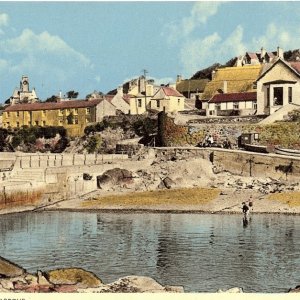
left=0, top=256, right=25, bottom=278
left=102, top=276, right=184, bottom=293
left=289, top=284, right=300, bottom=292
left=45, top=268, right=102, bottom=288
left=97, top=168, right=133, bottom=189
left=163, top=177, right=176, bottom=189
left=218, top=287, right=243, bottom=293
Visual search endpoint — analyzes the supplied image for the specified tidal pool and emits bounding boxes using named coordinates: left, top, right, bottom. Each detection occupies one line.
left=0, top=211, right=299, bottom=292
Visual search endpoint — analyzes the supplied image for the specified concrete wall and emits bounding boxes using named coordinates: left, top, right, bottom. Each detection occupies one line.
left=212, top=149, right=300, bottom=181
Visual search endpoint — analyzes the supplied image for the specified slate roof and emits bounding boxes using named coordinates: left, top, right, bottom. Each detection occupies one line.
left=4, top=99, right=101, bottom=112
left=209, top=92, right=257, bottom=103
left=161, top=87, right=184, bottom=97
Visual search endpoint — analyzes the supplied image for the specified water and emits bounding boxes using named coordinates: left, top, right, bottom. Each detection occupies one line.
left=0, top=211, right=299, bottom=292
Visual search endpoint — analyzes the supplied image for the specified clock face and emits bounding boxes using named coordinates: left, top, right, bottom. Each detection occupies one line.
left=23, top=80, right=28, bottom=85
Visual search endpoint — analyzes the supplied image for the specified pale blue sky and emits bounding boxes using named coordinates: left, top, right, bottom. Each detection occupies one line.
left=0, top=1, right=300, bottom=101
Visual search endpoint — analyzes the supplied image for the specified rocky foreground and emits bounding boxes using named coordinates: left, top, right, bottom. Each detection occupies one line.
left=0, top=256, right=184, bottom=293
left=1, top=256, right=299, bottom=293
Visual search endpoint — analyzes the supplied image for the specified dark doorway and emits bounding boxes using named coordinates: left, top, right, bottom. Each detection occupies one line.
left=273, top=87, right=283, bottom=105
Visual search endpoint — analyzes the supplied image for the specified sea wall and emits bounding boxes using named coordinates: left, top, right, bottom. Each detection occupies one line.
left=154, top=147, right=300, bottom=181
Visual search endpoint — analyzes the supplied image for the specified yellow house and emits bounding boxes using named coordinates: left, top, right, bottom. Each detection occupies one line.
left=150, top=87, right=185, bottom=113
left=2, top=99, right=104, bottom=137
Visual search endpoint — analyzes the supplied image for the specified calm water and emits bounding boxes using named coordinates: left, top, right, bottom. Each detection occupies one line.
left=0, top=211, right=299, bottom=292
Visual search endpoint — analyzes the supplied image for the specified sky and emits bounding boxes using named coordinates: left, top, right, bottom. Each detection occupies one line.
left=0, top=1, right=300, bottom=102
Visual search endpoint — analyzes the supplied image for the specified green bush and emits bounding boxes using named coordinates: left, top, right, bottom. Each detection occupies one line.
left=11, top=135, right=22, bottom=148
left=85, top=135, right=102, bottom=153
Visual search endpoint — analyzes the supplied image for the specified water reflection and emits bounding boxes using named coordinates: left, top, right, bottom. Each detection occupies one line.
left=0, top=212, right=299, bottom=292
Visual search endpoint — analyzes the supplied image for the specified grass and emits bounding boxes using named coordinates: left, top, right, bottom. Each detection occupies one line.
left=268, top=192, right=300, bottom=207
left=81, top=187, right=220, bottom=208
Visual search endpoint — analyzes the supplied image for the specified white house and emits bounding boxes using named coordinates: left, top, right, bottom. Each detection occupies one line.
left=256, top=58, right=300, bottom=115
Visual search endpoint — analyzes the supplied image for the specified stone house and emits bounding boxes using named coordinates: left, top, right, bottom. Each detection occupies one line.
left=256, top=58, right=300, bottom=115
left=150, top=86, right=185, bottom=113
left=9, top=76, right=39, bottom=105
left=206, top=92, right=257, bottom=116
left=110, top=87, right=131, bottom=114
left=175, top=76, right=209, bottom=109
left=2, top=98, right=115, bottom=137
left=235, top=47, right=284, bottom=66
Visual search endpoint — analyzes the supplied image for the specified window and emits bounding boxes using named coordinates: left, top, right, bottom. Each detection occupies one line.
left=16, top=122, right=20, bottom=128
left=215, top=103, right=221, bottom=110
left=74, top=116, right=78, bottom=124
left=288, top=87, right=293, bottom=103
left=137, top=99, right=142, bottom=108
left=156, top=100, right=160, bottom=108
left=86, top=108, right=91, bottom=114
left=178, top=99, right=181, bottom=105
left=16, top=111, right=20, bottom=117
left=253, top=101, right=257, bottom=110
left=7, top=112, right=10, bottom=117
left=43, top=121, right=46, bottom=126
left=74, top=108, right=78, bottom=115
left=35, top=121, right=39, bottom=126
left=233, top=102, right=239, bottom=110
left=59, top=109, right=64, bottom=115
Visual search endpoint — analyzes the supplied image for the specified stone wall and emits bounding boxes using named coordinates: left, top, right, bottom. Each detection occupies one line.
left=161, top=115, right=300, bottom=149
left=212, top=149, right=300, bottom=181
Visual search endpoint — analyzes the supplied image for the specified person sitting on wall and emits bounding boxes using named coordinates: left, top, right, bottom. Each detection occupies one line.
left=207, top=135, right=214, bottom=147
left=223, top=138, right=232, bottom=149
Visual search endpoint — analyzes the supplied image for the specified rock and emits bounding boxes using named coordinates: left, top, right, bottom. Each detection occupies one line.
left=104, top=276, right=179, bottom=293
left=0, top=278, right=14, bottom=290
left=37, top=270, right=53, bottom=286
left=163, top=177, right=176, bottom=189
left=97, top=168, right=133, bottom=189
left=46, top=268, right=102, bottom=288
left=218, top=287, right=243, bottom=293
left=164, top=285, right=185, bottom=292
left=0, top=256, right=25, bottom=278
left=289, top=284, right=300, bottom=292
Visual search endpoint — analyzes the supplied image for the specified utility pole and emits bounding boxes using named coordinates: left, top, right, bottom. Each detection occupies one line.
left=141, top=69, right=148, bottom=109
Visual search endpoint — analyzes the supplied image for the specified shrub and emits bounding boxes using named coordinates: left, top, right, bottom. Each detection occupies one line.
left=85, top=135, right=102, bottom=153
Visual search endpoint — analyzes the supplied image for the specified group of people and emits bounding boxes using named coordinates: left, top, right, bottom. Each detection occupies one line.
left=201, top=135, right=232, bottom=149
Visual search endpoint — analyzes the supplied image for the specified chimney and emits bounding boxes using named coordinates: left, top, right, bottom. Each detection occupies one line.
left=223, top=80, right=227, bottom=93
left=117, top=86, right=123, bottom=96
left=211, top=70, right=216, bottom=80
left=176, top=75, right=182, bottom=82
left=261, top=47, right=266, bottom=61
left=277, top=46, right=284, bottom=59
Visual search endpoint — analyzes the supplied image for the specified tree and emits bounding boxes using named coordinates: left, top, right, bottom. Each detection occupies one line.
left=66, top=90, right=79, bottom=99
left=45, top=95, right=59, bottom=102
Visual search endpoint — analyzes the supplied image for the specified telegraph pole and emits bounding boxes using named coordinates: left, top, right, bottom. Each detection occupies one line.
left=141, top=69, right=148, bottom=108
